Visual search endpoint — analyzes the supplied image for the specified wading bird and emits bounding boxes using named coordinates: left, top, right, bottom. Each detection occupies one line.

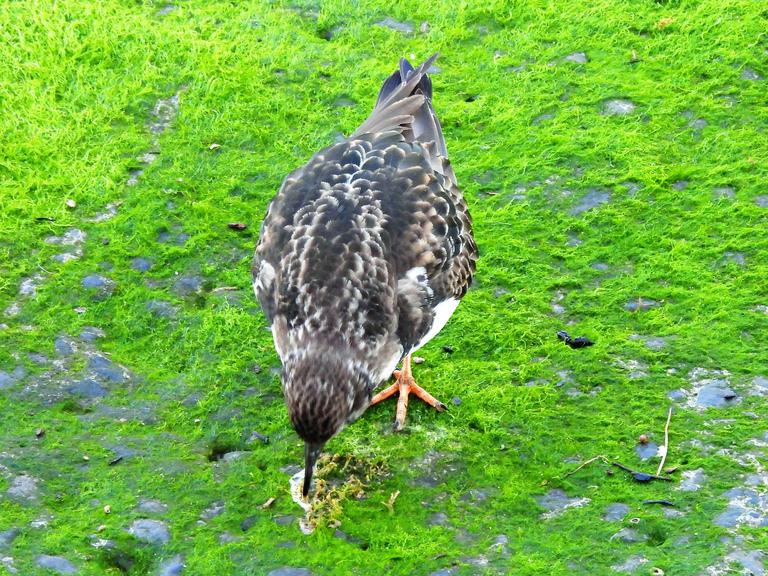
left=253, top=54, right=477, bottom=497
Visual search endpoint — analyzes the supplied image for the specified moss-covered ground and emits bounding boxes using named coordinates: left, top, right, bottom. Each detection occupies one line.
left=1, top=1, right=767, bottom=574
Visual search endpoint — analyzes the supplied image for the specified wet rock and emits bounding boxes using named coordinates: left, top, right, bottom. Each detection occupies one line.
left=726, top=549, right=764, bottom=575
left=157, top=4, right=178, bottom=17
left=428, top=569, right=459, bottom=576
left=54, top=336, right=75, bottom=356
left=611, top=555, right=648, bottom=573
left=333, top=529, right=364, bottom=547
left=0, top=528, right=19, bottom=549
left=19, top=275, right=44, bottom=297
left=722, top=251, right=746, bottom=266
left=713, top=186, right=735, bottom=200
left=635, top=441, right=658, bottom=460
left=158, top=554, right=184, bottom=576
left=672, top=180, right=689, bottom=190
left=131, top=257, right=153, bottom=272
left=610, top=528, right=648, bottom=543
left=678, top=468, right=706, bottom=491
left=268, top=569, right=314, bottom=576
left=240, top=516, right=257, bottom=531
left=80, top=326, right=105, bottom=342
left=218, top=531, right=239, bottom=543
left=532, top=112, right=556, bottom=124
left=273, top=515, right=295, bottom=526
left=427, top=512, right=450, bottom=527
left=740, top=68, right=763, bottom=81
left=752, top=376, right=768, bottom=396
left=0, top=366, right=25, bottom=390
left=714, top=487, right=768, bottom=528
left=564, top=51, right=588, bottom=64
left=624, top=298, right=659, bottom=312
left=697, top=383, right=738, bottom=408
left=615, top=358, right=648, bottom=380
left=629, top=334, right=667, bottom=350
left=128, top=519, right=170, bottom=545
left=82, top=274, right=115, bottom=299
left=332, top=96, right=356, bottom=108
left=536, top=489, right=590, bottom=519
left=36, top=555, right=77, bottom=574
left=200, top=501, right=225, bottom=520
left=137, top=499, right=168, bottom=514
left=88, top=355, right=128, bottom=383
left=375, top=17, right=413, bottom=34
left=46, top=228, right=87, bottom=246
left=602, top=99, right=636, bottom=115
left=67, top=378, right=108, bottom=398
left=150, top=93, right=180, bottom=135
left=147, top=300, right=178, bottom=318
left=172, top=275, right=204, bottom=297
left=755, top=196, right=768, bottom=208
left=87, top=203, right=120, bottom=223
left=489, top=534, right=509, bottom=557
left=7, top=475, right=40, bottom=504
left=603, top=503, right=630, bottom=521
left=570, top=189, right=611, bottom=215
left=688, top=117, right=708, bottom=131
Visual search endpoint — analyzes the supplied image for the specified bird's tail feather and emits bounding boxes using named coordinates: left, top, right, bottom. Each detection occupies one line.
left=353, top=53, right=447, bottom=159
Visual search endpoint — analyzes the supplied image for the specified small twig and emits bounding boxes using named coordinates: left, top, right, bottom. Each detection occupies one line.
left=562, top=455, right=609, bottom=478
left=382, top=490, right=400, bottom=513
left=656, top=407, right=673, bottom=476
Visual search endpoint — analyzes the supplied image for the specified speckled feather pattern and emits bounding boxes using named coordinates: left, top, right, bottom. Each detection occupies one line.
left=253, top=56, right=477, bottom=443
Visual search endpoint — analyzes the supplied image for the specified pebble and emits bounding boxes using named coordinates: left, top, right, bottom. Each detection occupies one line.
left=427, top=512, right=450, bottom=527
left=602, top=99, right=636, bottom=115
left=374, top=17, right=413, bottom=34
left=740, top=68, right=763, bottom=81
left=200, top=501, right=225, bottom=520
left=696, top=383, right=738, bottom=408
left=172, top=275, right=204, bottom=297
left=635, top=441, right=659, bottom=460
left=564, top=52, right=588, bottom=64
left=536, top=489, right=590, bottom=519
left=678, top=468, right=706, bottom=491
left=131, top=257, right=153, bottom=272
left=603, top=503, right=630, bottom=522
left=88, top=355, right=128, bottom=383
left=81, top=274, right=115, bottom=299
left=609, top=528, right=648, bottom=543
left=158, top=555, right=184, bottom=576
left=146, top=300, right=179, bottom=318
left=137, top=499, right=169, bottom=514
left=150, top=93, right=180, bottom=135
left=7, top=475, right=40, bottom=504
left=0, top=529, right=19, bottom=549
left=267, top=569, right=314, bottom=576
left=35, top=555, right=77, bottom=574
left=128, top=519, right=170, bottom=545
left=624, top=298, right=660, bottom=312
left=570, top=189, right=611, bottom=215
left=67, top=378, right=108, bottom=398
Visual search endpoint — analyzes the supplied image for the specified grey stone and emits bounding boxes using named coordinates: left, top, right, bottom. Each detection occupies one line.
left=755, top=196, right=768, bottom=208
left=602, top=99, right=636, bottom=115
left=723, top=251, right=746, bottom=266
left=150, top=93, right=180, bottom=135
left=273, top=515, right=295, bottom=526
left=332, top=97, right=356, bottom=108
left=536, top=489, right=589, bottom=517
left=157, top=4, right=177, bottom=16
left=88, top=355, right=127, bottom=383
left=137, top=499, right=168, bottom=514
left=158, top=555, right=184, bottom=576
left=128, top=519, right=170, bottom=545
left=635, top=441, right=658, bottom=460
left=333, top=529, right=363, bottom=547
left=533, top=112, right=556, bottom=124
left=428, top=570, right=459, bottom=576
left=591, top=262, right=610, bottom=271
left=624, top=298, right=659, bottom=312
left=611, top=555, right=648, bottom=573
left=678, top=468, right=706, bottom=491
left=741, top=68, right=763, bottom=81
left=28, top=352, right=49, bottom=365
left=603, top=503, right=630, bottom=521
left=0, top=528, right=19, bottom=549
left=427, top=512, right=450, bottom=527
left=726, top=549, right=764, bottom=575
left=688, top=117, right=708, bottom=130
left=570, top=189, right=611, bottom=215
left=87, top=202, right=120, bottom=223
left=35, top=555, right=77, bottom=574
left=80, top=326, right=105, bottom=342
left=672, top=180, right=689, bottom=190
left=564, top=52, right=588, bottom=64
left=172, top=275, right=204, bottom=297
left=697, top=383, right=738, bottom=407
left=82, top=274, right=115, bottom=299
left=667, top=389, right=686, bottom=401
left=67, top=379, right=108, bottom=398
left=374, top=17, right=413, bottom=34
left=610, top=528, right=648, bottom=543
left=7, top=475, right=39, bottom=504
left=267, top=569, right=314, bottom=576
left=218, top=531, right=239, bottom=543
left=200, top=501, right=225, bottom=520
left=713, top=186, right=735, bottom=199
left=54, top=336, right=75, bottom=356
left=147, top=300, right=178, bottom=318
left=753, top=376, right=768, bottom=395
left=131, top=257, right=153, bottom=272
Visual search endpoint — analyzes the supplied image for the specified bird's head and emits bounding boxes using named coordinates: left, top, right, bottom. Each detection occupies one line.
left=282, top=349, right=374, bottom=498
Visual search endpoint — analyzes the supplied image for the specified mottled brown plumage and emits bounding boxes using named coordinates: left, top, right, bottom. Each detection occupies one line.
left=253, top=54, right=477, bottom=497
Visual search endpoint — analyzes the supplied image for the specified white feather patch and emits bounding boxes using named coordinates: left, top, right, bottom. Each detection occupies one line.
left=413, top=297, right=460, bottom=352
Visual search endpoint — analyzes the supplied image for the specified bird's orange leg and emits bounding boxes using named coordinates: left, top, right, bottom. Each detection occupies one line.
left=370, top=354, right=446, bottom=430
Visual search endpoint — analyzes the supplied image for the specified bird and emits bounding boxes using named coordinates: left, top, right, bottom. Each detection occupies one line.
left=252, top=53, right=477, bottom=498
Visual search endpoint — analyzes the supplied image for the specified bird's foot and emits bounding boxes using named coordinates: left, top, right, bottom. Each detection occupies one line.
left=370, top=363, right=446, bottom=431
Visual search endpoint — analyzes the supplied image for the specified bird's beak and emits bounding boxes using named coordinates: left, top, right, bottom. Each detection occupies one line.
left=303, top=441, right=324, bottom=498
